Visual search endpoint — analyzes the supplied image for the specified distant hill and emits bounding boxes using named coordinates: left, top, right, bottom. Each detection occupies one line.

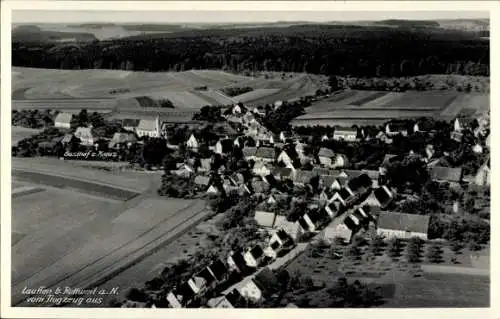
left=12, top=24, right=97, bottom=43
left=373, top=19, right=440, bottom=28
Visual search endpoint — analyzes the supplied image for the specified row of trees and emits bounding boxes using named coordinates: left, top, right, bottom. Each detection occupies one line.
left=12, top=109, right=54, bottom=129
left=13, top=25, right=489, bottom=77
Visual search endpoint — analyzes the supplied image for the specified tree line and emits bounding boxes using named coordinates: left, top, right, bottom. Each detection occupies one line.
left=13, top=25, right=489, bottom=77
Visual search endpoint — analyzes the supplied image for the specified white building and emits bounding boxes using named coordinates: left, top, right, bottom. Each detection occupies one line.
left=54, top=112, right=72, bottom=129
left=186, top=134, right=199, bottom=149
left=376, top=212, right=430, bottom=240
left=136, top=116, right=162, bottom=138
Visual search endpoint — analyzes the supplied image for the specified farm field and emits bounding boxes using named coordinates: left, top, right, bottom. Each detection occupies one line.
left=11, top=126, right=42, bottom=146
left=88, top=214, right=225, bottom=307
left=12, top=194, right=209, bottom=307
left=285, top=238, right=489, bottom=307
left=12, top=67, right=326, bottom=112
left=12, top=157, right=153, bottom=193
left=11, top=185, right=121, bottom=288
left=294, top=89, right=489, bottom=127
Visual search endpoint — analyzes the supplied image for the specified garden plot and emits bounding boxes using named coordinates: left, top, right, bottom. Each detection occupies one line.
left=440, top=93, right=489, bottom=117
left=232, top=89, right=281, bottom=103
left=382, top=91, right=459, bottom=110
left=285, top=237, right=490, bottom=307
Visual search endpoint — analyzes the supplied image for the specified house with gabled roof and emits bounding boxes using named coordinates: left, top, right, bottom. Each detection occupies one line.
left=293, top=170, right=317, bottom=186
left=207, top=259, right=229, bottom=282
left=54, top=112, right=72, bottom=129
left=376, top=212, right=430, bottom=240
left=322, top=215, right=359, bottom=244
left=298, top=208, right=330, bottom=232
left=413, top=120, right=435, bottom=134
left=363, top=186, right=394, bottom=209
left=385, top=121, right=408, bottom=136
left=122, top=119, right=140, bottom=132
left=324, top=201, right=342, bottom=218
left=244, top=245, right=265, bottom=268
left=108, top=132, right=137, bottom=149
left=215, top=138, right=234, bottom=155
left=252, top=161, right=272, bottom=177
left=346, top=173, right=372, bottom=195
left=206, top=183, right=224, bottom=196
left=227, top=250, right=249, bottom=274
left=136, top=116, right=162, bottom=138
left=186, top=133, right=200, bottom=150
left=317, top=147, right=335, bottom=167
left=277, top=149, right=295, bottom=167
left=333, top=126, right=358, bottom=141
left=234, top=277, right=263, bottom=303
left=74, top=126, right=100, bottom=146
left=329, top=188, right=354, bottom=207
left=273, top=217, right=303, bottom=241
left=474, top=159, right=490, bottom=187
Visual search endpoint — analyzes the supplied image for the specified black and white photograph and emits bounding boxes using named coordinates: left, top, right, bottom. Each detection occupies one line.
left=0, top=1, right=496, bottom=317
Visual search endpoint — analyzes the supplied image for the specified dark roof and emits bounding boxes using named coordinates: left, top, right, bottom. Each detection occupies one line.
left=430, top=166, right=463, bottom=183
left=324, top=202, right=339, bottom=216
left=373, top=186, right=393, bottom=208
left=298, top=216, right=309, bottom=230
left=306, top=209, right=324, bottom=224
left=253, top=268, right=278, bottom=294
left=255, top=147, right=276, bottom=159
left=225, top=289, right=245, bottom=307
left=338, top=188, right=352, bottom=200
left=208, top=259, right=228, bottom=281
left=344, top=216, right=359, bottom=230
left=377, top=211, right=430, bottom=234
left=295, top=170, right=317, bottom=184
left=218, top=138, right=234, bottom=153
left=230, top=251, right=248, bottom=270
left=276, top=229, right=290, bottom=242
left=197, top=267, right=216, bottom=285
left=250, top=245, right=264, bottom=259
left=348, top=173, right=372, bottom=192
left=318, top=147, right=335, bottom=158
left=176, top=282, right=195, bottom=304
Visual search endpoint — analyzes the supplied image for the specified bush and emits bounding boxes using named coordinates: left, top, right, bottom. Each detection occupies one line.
left=125, top=288, right=148, bottom=303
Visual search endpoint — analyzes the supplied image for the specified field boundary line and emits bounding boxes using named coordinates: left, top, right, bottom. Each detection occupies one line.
left=12, top=200, right=207, bottom=306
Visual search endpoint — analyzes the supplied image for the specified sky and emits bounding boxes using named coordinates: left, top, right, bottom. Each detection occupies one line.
left=12, top=10, right=489, bottom=24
